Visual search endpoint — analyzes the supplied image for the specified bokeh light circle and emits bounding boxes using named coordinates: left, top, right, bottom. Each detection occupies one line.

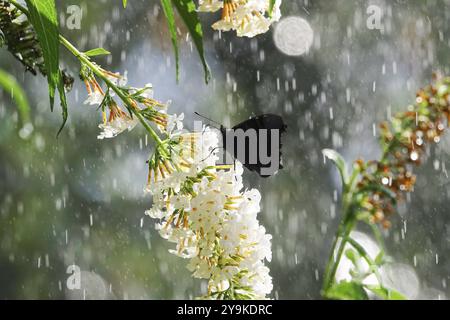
left=273, top=16, right=314, bottom=56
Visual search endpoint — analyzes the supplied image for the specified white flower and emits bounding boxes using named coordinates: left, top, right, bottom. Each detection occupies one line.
left=208, top=0, right=282, bottom=37
left=198, top=0, right=223, bottom=12
left=170, top=194, right=191, bottom=210
left=211, top=0, right=236, bottom=32
left=97, top=103, right=138, bottom=139
left=104, top=70, right=128, bottom=87
left=83, top=77, right=105, bottom=106
left=236, top=14, right=271, bottom=37
left=97, top=116, right=138, bottom=139
left=145, top=116, right=273, bottom=299
left=239, top=262, right=273, bottom=297
left=84, top=91, right=104, bottom=105
left=142, top=83, right=154, bottom=98
left=166, top=113, right=185, bottom=135
left=212, top=19, right=234, bottom=32
left=131, top=83, right=154, bottom=99
left=146, top=128, right=220, bottom=195
left=145, top=207, right=165, bottom=219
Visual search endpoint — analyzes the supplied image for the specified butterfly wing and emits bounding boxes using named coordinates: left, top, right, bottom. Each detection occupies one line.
left=227, top=114, right=287, bottom=177
left=232, top=114, right=287, bottom=132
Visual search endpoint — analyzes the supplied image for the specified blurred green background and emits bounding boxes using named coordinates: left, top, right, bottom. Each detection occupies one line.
left=0, top=0, right=449, bottom=299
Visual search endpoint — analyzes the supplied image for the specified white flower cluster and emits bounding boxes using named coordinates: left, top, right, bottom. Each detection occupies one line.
left=83, top=70, right=138, bottom=139
left=81, top=67, right=168, bottom=140
left=97, top=110, right=138, bottom=139
left=84, top=69, right=273, bottom=298
left=198, top=0, right=282, bottom=37
left=145, top=117, right=273, bottom=299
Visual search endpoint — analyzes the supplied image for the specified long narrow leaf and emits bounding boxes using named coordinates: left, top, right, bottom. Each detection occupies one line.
left=24, top=0, right=60, bottom=111
left=160, top=0, right=180, bottom=81
left=84, top=48, right=111, bottom=57
left=172, top=0, right=210, bottom=83
left=323, top=149, right=349, bottom=185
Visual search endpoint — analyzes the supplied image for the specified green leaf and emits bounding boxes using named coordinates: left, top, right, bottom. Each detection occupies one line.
left=365, top=285, right=407, bottom=300
left=374, top=251, right=385, bottom=266
left=269, top=0, right=276, bottom=16
left=172, top=0, right=210, bottom=83
left=326, top=281, right=369, bottom=300
left=84, top=48, right=111, bottom=57
left=160, top=0, right=179, bottom=81
left=24, top=0, right=60, bottom=111
left=322, top=149, right=349, bottom=185
left=123, top=0, right=128, bottom=8
left=0, top=69, right=31, bottom=126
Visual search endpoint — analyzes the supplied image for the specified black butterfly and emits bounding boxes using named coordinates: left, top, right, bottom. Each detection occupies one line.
left=196, top=113, right=287, bottom=177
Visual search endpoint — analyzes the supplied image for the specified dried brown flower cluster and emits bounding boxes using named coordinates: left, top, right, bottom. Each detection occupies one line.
left=354, top=75, right=450, bottom=228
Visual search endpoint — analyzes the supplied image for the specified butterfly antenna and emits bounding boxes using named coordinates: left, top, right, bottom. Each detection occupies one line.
left=200, top=147, right=223, bottom=162
left=194, top=112, right=222, bottom=129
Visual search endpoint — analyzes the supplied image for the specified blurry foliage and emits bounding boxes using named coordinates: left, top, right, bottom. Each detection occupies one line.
left=0, top=69, right=30, bottom=126
left=0, top=0, right=449, bottom=299
left=320, top=74, right=450, bottom=298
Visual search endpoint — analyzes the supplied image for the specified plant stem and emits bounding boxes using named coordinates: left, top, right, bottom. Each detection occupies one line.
left=322, top=166, right=360, bottom=295
left=346, top=237, right=383, bottom=284
left=323, top=214, right=355, bottom=293
left=59, top=36, right=164, bottom=145
left=322, top=221, right=344, bottom=293
left=369, top=222, right=386, bottom=254
left=8, top=0, right=166, bottom=149
left=321, top=139, right=393, bottom=297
